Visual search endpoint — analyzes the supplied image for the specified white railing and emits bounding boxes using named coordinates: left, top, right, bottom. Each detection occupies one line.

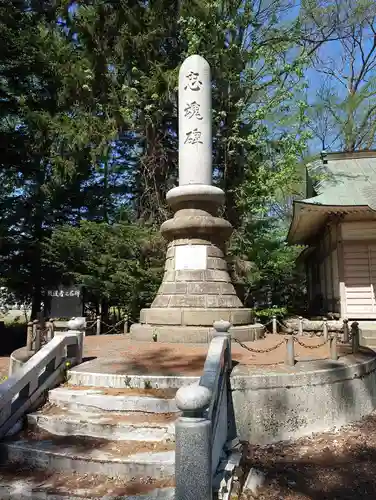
left=0, top=334, right=80, bottom=440
left=175, top=320, right=232, bottom=500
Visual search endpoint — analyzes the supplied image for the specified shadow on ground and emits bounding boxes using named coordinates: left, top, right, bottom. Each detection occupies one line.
left=78, top=348, right=208, bottom=376
left=0, top=322, right=26, bottom=356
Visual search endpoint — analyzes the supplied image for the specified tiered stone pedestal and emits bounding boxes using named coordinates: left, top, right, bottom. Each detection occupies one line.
left=130, top=185, right=262, bottom=343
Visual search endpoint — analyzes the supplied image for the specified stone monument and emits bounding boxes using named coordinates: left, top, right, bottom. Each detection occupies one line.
left=130, top=55, right=262, bottom=343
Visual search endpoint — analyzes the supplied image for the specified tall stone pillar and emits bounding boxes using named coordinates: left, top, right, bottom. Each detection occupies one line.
left=130, top=55, right=261, bottom=343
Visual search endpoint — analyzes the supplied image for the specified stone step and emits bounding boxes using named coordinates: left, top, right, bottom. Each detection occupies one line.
left=27, top=403, right=177, bottom=442
left=0, top=464, right=175, bottom=499
left=49, top=386, right=179, bottom=414
left=0, top=430, right=175, bottom=480
left=67, top=365, right=198, bottom=389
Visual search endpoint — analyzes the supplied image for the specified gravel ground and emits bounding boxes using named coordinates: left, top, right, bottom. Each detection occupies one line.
left=240, top=411, right=376, bottom=499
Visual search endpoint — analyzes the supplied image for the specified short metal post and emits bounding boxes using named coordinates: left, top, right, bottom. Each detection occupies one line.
left=351, top=321, right=360, bottom=354
left=123, top=314, right=128, bottom=334
left=330, top=334, right=338, bottom=361
left=96, top=314, right=101, bottom=335
left=272, top=315, right=277, bottom=335
left=26, top=321, right=33, bottom=352
left=33, top=319, right=40, bottom=352
left=343, top=318, right=349, bottom=343
left=175, top=385, right=212, bottom=500
left=285, top=336, right=295, bottom=366
left=323, top=318, right=328, bottom=341
left=298, top=316, right=303, bottom=335
left=213, top=320, right=232, bottom=369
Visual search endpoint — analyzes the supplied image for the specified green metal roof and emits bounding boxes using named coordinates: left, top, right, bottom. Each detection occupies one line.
left=288, top=151, right=376, bottom=245
left=303, top=152, right=376, bottom=209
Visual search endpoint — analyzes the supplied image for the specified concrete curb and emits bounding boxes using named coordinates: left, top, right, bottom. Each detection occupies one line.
left=0, top=441, right=175, bottom=480
left=48, top=387, right=179, bottom=414
left=230, top=351, right=376, bottom=390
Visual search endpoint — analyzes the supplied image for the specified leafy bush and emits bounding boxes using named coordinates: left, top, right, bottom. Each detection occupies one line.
left=254, top=307, right=287, bottom=323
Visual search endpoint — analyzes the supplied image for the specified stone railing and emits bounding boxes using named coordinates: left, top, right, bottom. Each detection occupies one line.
left=0, top=330, right=82, bottom=440
left=175, top=320, right=233, bottom=500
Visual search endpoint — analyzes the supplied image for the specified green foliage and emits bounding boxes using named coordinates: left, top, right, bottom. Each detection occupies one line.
left=255, top=307, right=288, bottom=322
left=43, top=221, right=165, bottom=322
left=0, top=0, right=323, bottom=316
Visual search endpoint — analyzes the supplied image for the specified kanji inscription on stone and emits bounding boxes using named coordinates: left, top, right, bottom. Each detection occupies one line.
left=184, top=71, right=203, bottom=91
left=178, top=55, right=212, bottom=185
left=184, top=128, right=203, bottom=145
left=184, top=101, right=203, bottom=120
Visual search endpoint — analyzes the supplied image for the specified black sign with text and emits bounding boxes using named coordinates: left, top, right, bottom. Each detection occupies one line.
left=46, top=286, right=84, bottom=319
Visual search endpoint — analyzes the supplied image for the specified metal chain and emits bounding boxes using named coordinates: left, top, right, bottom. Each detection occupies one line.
left=233, top=337, right=285, bottom=353
left=100, top=319, right=124, bottom=329
left=293, top=336, right=329, bottom=349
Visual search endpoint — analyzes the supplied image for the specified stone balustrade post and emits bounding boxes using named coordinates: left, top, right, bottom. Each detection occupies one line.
left=343, top=318, right=349, bottom=343
left=298, top=316, right=303, bottom=335
left=272, top=314, right=277, bottom=335
left=33, top=320, right=40, bottom=352
left=323, top=318, right=328, bottom=341
left=330, top=334, right=338, bottom=361
left=50, top=318, right=55, bottom=339
left=26, top=321, right=33, bottom=352
left=55, top=317, right=86, bottom=365
left=175, top=385, right=212, bottom=500
left=285, top=336, right=295, bottom=367
left=351, top=321, right=360, bottom=354
left=212, top=320, right=232, bottom=369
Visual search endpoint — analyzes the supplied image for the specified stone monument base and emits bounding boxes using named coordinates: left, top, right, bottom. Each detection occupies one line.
left=130, top=307, right=264, bottom=343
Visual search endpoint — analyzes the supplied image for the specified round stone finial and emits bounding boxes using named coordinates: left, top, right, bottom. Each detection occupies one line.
left=213, top=320, right=231, bottom=334
left=67, top=317, right=86, bottom=331
left=175, top=384, right=212, bottom=413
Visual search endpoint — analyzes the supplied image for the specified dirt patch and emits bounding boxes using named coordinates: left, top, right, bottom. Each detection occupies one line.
left=0, top=464, right=174, bottom=497
left=240, top=411, right=376, bottom=499
left=0, top=356, right=9, bottom=381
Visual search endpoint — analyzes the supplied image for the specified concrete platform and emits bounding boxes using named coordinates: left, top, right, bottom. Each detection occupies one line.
left=231, top=348, right=376, bottom=444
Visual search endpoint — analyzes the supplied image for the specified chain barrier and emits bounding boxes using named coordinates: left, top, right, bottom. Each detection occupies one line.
left=100, top=319, right=125, bottom=334
left=85, top=319, right=97, bottom=329
left=293, top=336, right=329, bottom=349
left=100, top=318, right=124, bottom=330
left=233, top=337, right=285, bottom=353
left=234, top=332, right=332, bottom=354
